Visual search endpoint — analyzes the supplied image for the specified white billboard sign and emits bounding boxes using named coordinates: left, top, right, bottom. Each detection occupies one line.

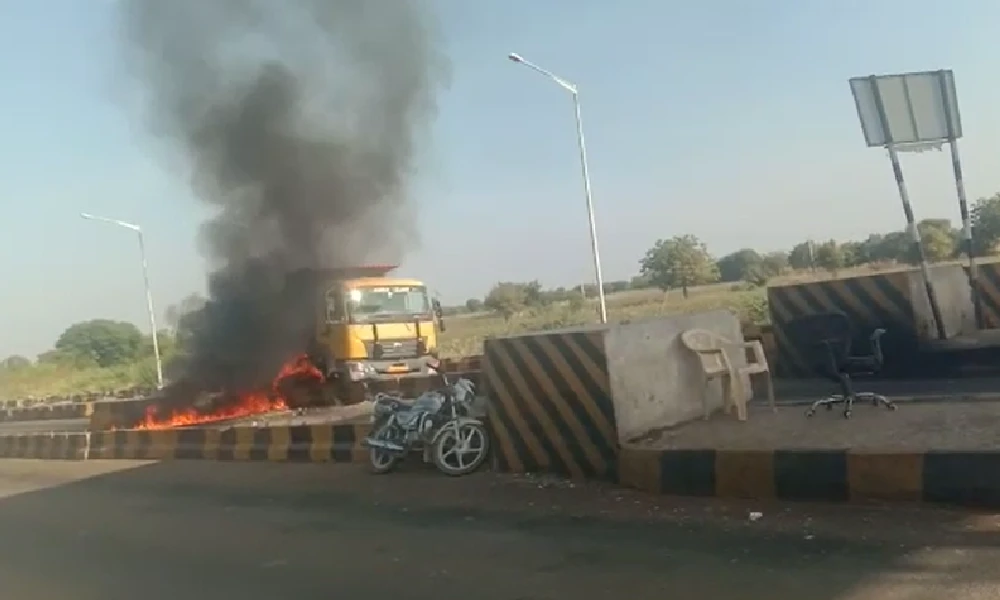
left=850, top=70, right=962, bottom=147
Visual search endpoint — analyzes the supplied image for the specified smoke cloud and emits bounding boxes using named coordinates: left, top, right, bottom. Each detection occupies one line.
left=118, top=0, right=448, bottom=391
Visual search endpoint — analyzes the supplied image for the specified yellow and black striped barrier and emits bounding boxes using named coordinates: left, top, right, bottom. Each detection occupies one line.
left=0, top=402, right=95, bottom=423
left=482, top=330, right=618, bottom=480
left=971, top=262, right=1000, bottom=329
left=0, top=424, right=372, bottom=462
left=87, top=423, right=372, bottom=462
left=0, top=432, right=90, bottom=460
left=767, top=272, right=918, bottom=378
left=618, top=446, right=1000, bottom=509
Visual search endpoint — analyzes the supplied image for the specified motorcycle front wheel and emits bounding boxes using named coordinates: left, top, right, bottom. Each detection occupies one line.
left=368, top=424, right=403, bottom=475
left=432, top=421, right=490, bottom=477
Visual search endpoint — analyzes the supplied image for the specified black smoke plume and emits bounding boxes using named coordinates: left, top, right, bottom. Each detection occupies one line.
left=118, top=0, right=448, bottom=392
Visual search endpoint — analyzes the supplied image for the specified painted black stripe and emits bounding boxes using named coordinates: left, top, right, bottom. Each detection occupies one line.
left=287, top=425, right=312, bottom=462
left=176, top=429, right=206, bottom=459
left=520, top=335, right=616, bottom=469
left=503, top=338, right=594, bottom=477
left=813, top=280, right=874, bottom=328
left=489, top=339, right=569, bottom=475
left=545, top=334, right=616, bottom=427
left=568, top=332, right=608, bottom=375
left=872, top=276, right=913, bottom=320
left=790, top=283, right=835, bottom=317
left=923, top=451, right=1000, bottom=508
left=250, top=428, right=270, bottom=461
left=659, top=450, right=716, bottom=496
left=111, top=431, right=128, bottom=459
left=769, top=288, right=813, bottom=322
left=217, top=428, right=236, bottom=461
left=767, top=288, right=799, bottom=325
left=774, top=450, right=848, bottom=501
left=482, top=358, right=534, bottom=473
left=840, top=278, right=898, bottom=327
left=331, top=425, right=356, bottom=462
left=134, top=431, right=152, bottom=459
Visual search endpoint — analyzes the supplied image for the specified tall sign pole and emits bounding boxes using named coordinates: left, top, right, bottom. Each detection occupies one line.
left=850, top=70, right=968, bottom=340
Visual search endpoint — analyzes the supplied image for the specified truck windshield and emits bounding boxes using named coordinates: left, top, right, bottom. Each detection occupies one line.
left=347, top=285, right=430, bottom=321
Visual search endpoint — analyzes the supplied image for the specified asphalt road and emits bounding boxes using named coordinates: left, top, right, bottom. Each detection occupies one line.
left=0, top=460, right=997, bottom=600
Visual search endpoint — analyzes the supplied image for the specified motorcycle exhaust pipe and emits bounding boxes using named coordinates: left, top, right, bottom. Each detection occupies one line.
left=364, top=438, right=407, bottom=453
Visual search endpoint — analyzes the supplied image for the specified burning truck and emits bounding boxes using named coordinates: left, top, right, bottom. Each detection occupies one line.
left=294, top=264, right=446, bottom=383
left=118, top=265, right=448, bottom=431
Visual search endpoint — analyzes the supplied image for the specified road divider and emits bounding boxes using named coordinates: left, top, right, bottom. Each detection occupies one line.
left=0, top=423, right=372, bottom=463
left=0, top=432, right=90, bottom=460
left=0, top=403, right=94, bottom=423
left=618, top=446, right=1000, bottom=508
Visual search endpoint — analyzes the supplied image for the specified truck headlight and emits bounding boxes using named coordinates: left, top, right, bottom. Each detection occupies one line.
left=346, top=362, right=376, bottom=381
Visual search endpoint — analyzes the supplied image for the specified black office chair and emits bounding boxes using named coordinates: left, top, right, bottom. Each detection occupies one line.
left=784, top=311, right=897, bottom=419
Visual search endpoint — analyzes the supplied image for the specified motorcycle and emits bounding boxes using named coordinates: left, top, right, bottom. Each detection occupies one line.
left=362, top=374, right=490, bottom=476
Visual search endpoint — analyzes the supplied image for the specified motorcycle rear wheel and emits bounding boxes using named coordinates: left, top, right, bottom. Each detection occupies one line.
left=432, top=422, right=490, bottom=477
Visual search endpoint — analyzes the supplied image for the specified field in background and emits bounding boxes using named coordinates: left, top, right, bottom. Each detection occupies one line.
left=437, top=283, right=766, bottom=357
left=5, top=259, right=989, bottom=398
left=437, top=257, right=1000, bottom=357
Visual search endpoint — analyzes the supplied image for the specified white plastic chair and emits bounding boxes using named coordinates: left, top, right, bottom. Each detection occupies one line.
left=680, top=329, right=776, bottom=421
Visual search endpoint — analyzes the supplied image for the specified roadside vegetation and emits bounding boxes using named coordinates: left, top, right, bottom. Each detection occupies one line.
left=6, top=192, right=1000, bottom=399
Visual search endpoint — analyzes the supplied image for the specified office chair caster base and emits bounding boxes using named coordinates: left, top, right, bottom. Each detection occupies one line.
left=805, top=393, right=896, bottom=418
left=855, top=392, right=897, bottom=412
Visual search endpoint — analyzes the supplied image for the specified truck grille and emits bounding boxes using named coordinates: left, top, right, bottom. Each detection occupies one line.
left=365, top=339, right=420, bottom=360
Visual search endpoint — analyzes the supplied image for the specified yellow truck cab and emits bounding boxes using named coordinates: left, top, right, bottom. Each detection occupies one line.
left=298, top=265, right=445, bottom=382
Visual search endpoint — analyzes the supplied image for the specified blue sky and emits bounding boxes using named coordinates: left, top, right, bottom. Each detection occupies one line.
left=4, top=0, right=1000, bottom=358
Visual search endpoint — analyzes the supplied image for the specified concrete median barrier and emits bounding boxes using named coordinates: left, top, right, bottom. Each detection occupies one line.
left=0, top=402, right=95, bottom=424
left=0, top=432, right=90, bottom=460
left=88, top=423, right=372, bottom=462
left=617, top=446, right=1000, bottom=509
left=0, top=423, right=373, bottom=463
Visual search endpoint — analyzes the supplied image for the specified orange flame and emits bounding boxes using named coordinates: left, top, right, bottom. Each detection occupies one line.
left=134, top=354, right=324, bottom=430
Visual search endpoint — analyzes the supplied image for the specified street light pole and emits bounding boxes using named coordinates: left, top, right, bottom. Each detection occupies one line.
left=508, top=53, right=608, bottom=324
left=80, top=213, right=164, bottom=389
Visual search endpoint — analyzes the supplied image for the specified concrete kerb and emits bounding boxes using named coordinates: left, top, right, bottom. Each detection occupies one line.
left=2, top=422, right=999, bottom=510
left=618, top=445, right=1000, bottom=509
left=0, top=423, right=373, bottom=464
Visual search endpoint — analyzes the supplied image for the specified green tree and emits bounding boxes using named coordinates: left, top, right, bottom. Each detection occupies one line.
left=0, top=355, right=30, bottom=370
left=917, top=218, right=958, bottom=262
left=464, top=298, right=483, bottom=312
left=484, top=282, right=529, bottom=322
left=760, top=251, right=789, bottom=277
left=602, top=280, right=630, bottom=294
left=972, top=193, right=1000, bottom=256
left=839, top=241, right=866, bottom=267
left=639, top=234, right=720, bottom=298
left=523, top=280, right=546, bottom=307
left=874, top=231, right=911, bottom=263
left=788, top=242, right=814, bottom=270
left=813, top=240, right=845, bottom=273
left=629, top=274, right=653, bottom=289
left=716, top=249, right=763, bottom=283
left=53, top=319, right=143, bottom=368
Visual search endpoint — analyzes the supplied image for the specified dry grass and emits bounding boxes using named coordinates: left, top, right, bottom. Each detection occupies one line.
left=5, top=260, right=987, bottom=397
left=437, top=283, right=767, bottom=358
left=437, top=258, right=1000, bottom=358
